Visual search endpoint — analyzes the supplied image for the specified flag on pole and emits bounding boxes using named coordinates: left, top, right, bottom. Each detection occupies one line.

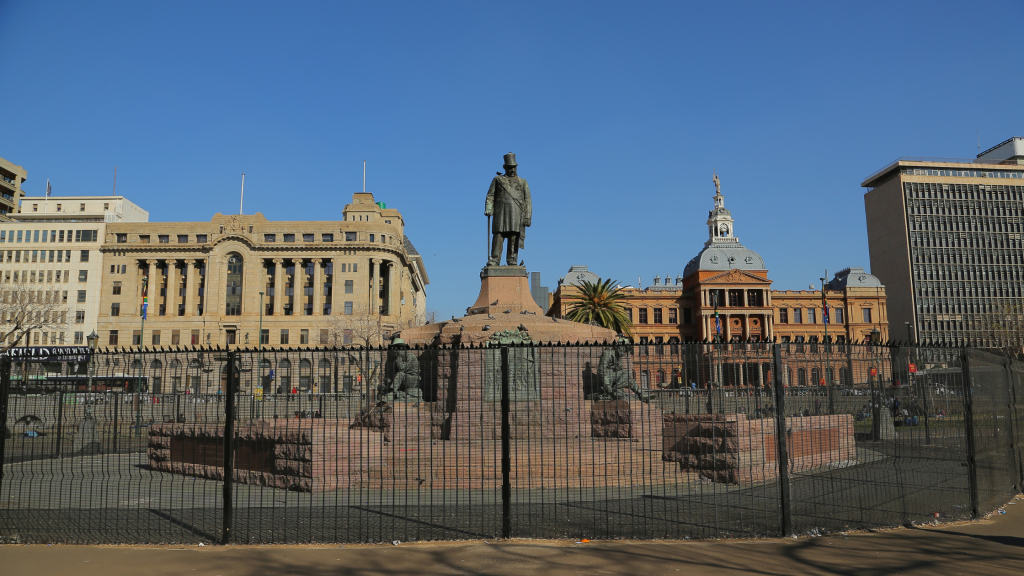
left=46, top=179, right=51, bottom=197
left=714, top=296, right=721, bottom=335
left=822, top=291, right=829, bottom=324
left=141, top=278, right=148, bottom=320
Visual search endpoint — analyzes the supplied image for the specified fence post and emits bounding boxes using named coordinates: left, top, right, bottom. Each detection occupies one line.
left=771, top=343, right=792, bottom=536
left=0, top=358, right=11, bottom=495
left=222, top=350, right=236, bottom=544
left=1002, top=358, right=1023, bottom=493
left=112, top=391, right=119, bottom=454
left=960, top=350, right=979, bottom=519
left=54, top=390, right=65, bottom=459
left=500, top=345, right=511, bottom=539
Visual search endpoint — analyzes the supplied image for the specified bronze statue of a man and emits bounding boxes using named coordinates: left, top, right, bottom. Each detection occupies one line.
left=485, top=152, right=532, bottom=266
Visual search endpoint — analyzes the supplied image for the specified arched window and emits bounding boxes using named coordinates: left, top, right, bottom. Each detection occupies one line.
left=640, top=370, right=650, bottom=389
left=656, top=369, right=665, bottom=386
left=169, top=359, right=183, bottom=392
left=259, top=359, right=272, bottom=393
left=299, top=358, right=312, bottom=391
left=811, top=367, right=820, bottom=386
left=279, top=359, right=292, bottom=394
left=839, top=367, right=849, bottom=387
left=318, top=359, right=332, bottom=393
left=188, top=358, right=203, bottom=394
left=150, top=360, right=163, bottom=393
left=798, top=368, right=807, bottom=387
left=225, top=252, right=243, bottom=316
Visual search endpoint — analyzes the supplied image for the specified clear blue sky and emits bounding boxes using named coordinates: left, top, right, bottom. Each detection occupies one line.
left=3, top=1, right=1022, bottom=319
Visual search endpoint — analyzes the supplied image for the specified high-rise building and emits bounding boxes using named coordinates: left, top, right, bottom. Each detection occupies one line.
left=862, top=137, right=1024, bottom=345
left=0, top=156, right=28, bottom=221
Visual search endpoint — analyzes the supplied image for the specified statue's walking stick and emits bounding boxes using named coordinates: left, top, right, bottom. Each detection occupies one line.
left=487, top=215, right=491, bottom=262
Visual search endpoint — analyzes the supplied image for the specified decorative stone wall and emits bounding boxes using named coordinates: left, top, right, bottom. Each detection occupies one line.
left=662, top=413, right=856, bottom=484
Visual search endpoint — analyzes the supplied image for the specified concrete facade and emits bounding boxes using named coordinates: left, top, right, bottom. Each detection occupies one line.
left=0, top=156, right=28, bottom=221
left=95, top=192, right=428, bottom=350
left=862, top=146, right=1024, bottom=345
left=0, top=194, right=151, bottom=345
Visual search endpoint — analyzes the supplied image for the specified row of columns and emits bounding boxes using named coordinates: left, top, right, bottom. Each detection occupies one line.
left=144, top=259, right=202, bottom=317
left=702, top=313, right=772, bottom=341
left=268, top=257, right=398, bottom=317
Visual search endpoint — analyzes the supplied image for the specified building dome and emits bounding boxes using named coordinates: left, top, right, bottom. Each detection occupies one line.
left=683, top=173, right=766, bottom=278
left=558, top=264, right=601, bottom=287
left=827, top=267, right=883, bottom=289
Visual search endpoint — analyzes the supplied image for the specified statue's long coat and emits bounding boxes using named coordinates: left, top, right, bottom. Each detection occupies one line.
left=485, top=175, right=531, bottom=249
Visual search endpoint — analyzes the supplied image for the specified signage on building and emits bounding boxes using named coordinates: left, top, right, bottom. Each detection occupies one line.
left=4, top=346, right=92, bottom=362
left=908, top=363, right=917, bottom=374
left=870, top=367, right=878, bottom=376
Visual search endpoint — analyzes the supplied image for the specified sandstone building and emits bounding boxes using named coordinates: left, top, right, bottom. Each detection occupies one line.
left=0, top=195, right=149, bottom=346
left=95, top=193, right=428, bottom=353
left=549, top=182, right=888, bottom=388
left=863, top=136, right=1024, bottom=346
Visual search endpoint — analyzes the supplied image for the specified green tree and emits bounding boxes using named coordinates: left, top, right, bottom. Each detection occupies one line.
left=563, top=278, right=634, bottom=337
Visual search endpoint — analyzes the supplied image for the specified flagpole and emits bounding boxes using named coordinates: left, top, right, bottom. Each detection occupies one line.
left=44, top=178, right=49, bottom=213
left=821, top=269, right=833, bottom=414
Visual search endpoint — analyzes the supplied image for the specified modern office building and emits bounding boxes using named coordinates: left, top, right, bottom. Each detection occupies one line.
left=0, top=195, right=150, bottom=346
left=0, top=156, right=28, bottom=221
left=95, top=192, right=429, bottom=358
left=862, top=137, right=1024, bottom=345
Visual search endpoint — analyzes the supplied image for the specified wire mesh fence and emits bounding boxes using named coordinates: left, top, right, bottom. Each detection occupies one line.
left=0, top=342, right=1020, bottom=544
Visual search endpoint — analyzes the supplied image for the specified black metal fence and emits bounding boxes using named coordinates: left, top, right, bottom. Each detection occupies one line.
left=0, top=342, right=1021, bottom=544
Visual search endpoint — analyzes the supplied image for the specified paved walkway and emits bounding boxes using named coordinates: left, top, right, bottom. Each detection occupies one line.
left=2, top=496, right=1021, bottom=576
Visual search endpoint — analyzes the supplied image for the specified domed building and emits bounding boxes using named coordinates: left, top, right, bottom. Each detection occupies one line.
left=548, top=175, right=890, bottom=388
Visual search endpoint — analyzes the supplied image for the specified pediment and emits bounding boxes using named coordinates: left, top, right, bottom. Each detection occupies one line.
left=702, top=268, right=770, bottom=285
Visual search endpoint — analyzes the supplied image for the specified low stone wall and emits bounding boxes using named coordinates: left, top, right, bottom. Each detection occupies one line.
left=147, top=420, right=384, bottom=492
left=662, top=414, right=855, bottom=484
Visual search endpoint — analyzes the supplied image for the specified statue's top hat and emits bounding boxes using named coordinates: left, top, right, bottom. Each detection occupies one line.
left=503, top=152, right=517, bottom=167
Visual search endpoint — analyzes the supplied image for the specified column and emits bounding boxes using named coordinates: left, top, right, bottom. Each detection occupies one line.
left=184, top=260, right=195, bottom=316
left=386, top=261, right=396, bottom=317
left=742, top=313, right=749, bottom=340
left=312, top=258, right=323, bottom=315
left=146, top=260, right=158, bottom=316
left=273, top=258, right=284, bottom=316
left=724, top=314, right=731, bottom=341
left=370, top=258, right=381, bottom=315
left=330, top=256, right=340, bottom=316
left=166, top=260, right=178, bottom=317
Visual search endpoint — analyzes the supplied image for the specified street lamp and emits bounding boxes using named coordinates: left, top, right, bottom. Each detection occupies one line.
left=85, top=331, right=99, bottom=417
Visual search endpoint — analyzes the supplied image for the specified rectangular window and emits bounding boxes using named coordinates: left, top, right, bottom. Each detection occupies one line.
left=108, top=330, right=119, bottom=346
left=48, top=250, right=54, bottom=262
left=80, top=203, right=86, bottom=212
left=103, top=203, right=109, bottom=211
left=112, top=281, right=121, bottom=295
left=74, top=332, right=84, bottom=345
left=280, top=329, right=289, bottom=345
left=16, top=230, right=22, bottom=242
left=807, top=309, right=816, bottom=324
left=132, top=331, right=141, bottom=346
left=300, top=329, right=309, bottom=344
left=863, top=308, right=872, bottom=323
left=75, top=311, right=85, bottom=324
left=303, top=234, right=314, bottom=242
left=835, top=308, right=844, bottom=324
left=668, top=308, right=677, bottom=324
left=682, top=307, right=692, bottom=324
left=264, top=234, right=276, bottom=242
left=140, top=235, right=150, bottom=244
left=116, top=233, right=127, bottom=243
left=345, top=279, right=354, bottom=294
left=260, top=329, right=269, bottom=345
left=343, top=329, right=353, bottom=345
left=369, top=234, right=375, bottom=243
left=322, top=233, right=333, bottom=242
left=320, top=329, right=329, bottom=345
left=653, top=308, right=663, bottom=324
left=345, top=301, right=353, bottom=315
left=31, top=250, right=37, bottom=263
left=41, top=230, right=48, bottom=242
left=638, top=308, right=648, bottom=324
left=152, top=331, right=161, bottom=346
left=0, top=231, right=5, bottom=242
left=191, top=330, right=200, bottom=345
left=158, top=235, right=169, bottom=243
left=283, top=234, right=295, bottom=242
left=77, top=290, right=86, bottom=303
left=78, top=270, right=88, bottom=282
left=111, top=303, right=120, bottom=316
left=58, top=230, right=64, bottom=242
left=177, top=235, right=188, bottom=243
left=34, top=230, right=40, bottom=242
left=793, top=309, right=802, bottom=324
left=196, top=234, right=208, bottom=243
left=779, top=308, right=788, bottom=323
left=80, top=250, right=89, bottom=262
left=626, top=308, right=632, bottom=322
left=171, top=330, right=180, bottom=345
left=345, top=232, right=357, bottom=241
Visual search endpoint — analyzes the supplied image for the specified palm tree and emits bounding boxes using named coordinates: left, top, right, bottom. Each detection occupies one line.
left=563, top=278, right=633, bottom=337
